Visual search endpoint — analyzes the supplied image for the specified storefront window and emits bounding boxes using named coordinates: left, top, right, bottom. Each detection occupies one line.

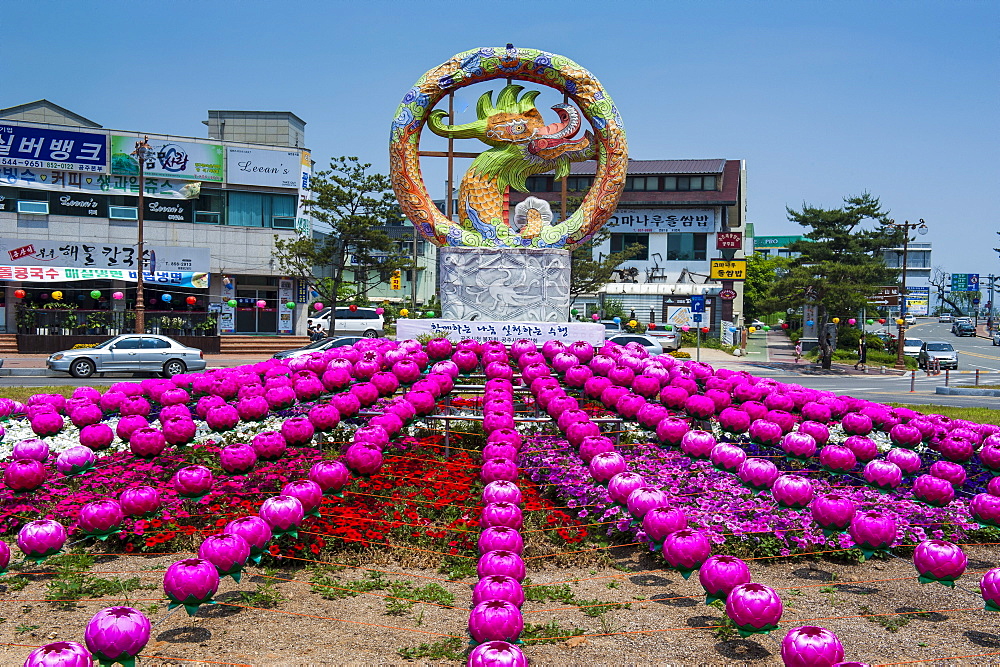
left=666, top=233, right=707, bottom=261
left=610, top=233, right=650, bottom=260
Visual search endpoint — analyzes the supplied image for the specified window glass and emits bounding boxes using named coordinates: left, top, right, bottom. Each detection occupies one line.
left=703, top=175, right=717, bottom=190
left=676, top=177, right=690, bottom=191
left=566, top=176, right=593, bottom=191
left=689, top=176, right=702, bottom=190
left=142, top=338, right=171, bottom=349
left=666, top=233, right=708, bottom=261
left=525, top=176, right=550, bottom=192
left=663, top=176, right=676, bottom=191
left=113, top=338, right=142, bottom=350
left=610, top=233, right=649, bottom=260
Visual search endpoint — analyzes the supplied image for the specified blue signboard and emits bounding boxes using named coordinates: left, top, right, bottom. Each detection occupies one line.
left=0, top=124, right=107, bottom=173
left=690, top=295, right=705, bottom=313
left=693, top=313, right=703, bottom=323
left=951, top=273, right=980, bottom=292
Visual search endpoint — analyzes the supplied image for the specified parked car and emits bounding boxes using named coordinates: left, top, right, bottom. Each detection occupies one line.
left=646, top=329, right=681, bottom=351
left=272, top=336, right=363, bottom=360
left=750, top=319, right=766, bottom=329
left=993, top=330, right=1000, bottom=346
left=938, top=314, right=954, bottom=323
left=600, top=320, right=624, bottom=337
left=954, top=322, right=977, bottom=337
left=608, top=334, right=666, bottom=356
left=918, top=341, right=958, bottom=370
left=902, top=338, right=923, bottom=357
left=47, top=334, right=207, bottom=378
left=903, top=313, right=916, bottom=326
left=951, top=317, right=972, bottom=334
left=307, top=307, right=384, bottom=338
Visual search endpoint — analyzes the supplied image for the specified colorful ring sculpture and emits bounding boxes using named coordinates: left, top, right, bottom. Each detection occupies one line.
left=389, top=45, right=628, bottom=249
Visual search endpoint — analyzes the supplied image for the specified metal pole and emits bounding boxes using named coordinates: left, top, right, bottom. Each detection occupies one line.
left=895, top=222, right=910, bottom=369
left=133, top=136, right=150, bottom=335
left=696, top=326, right=701, bottom=362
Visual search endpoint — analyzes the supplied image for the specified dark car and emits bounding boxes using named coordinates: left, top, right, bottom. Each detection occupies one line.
left=954, top=322, right=977, bottom=337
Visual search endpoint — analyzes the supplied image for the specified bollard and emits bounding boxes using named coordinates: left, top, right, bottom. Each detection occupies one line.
left=910, top=369, right=916, bottom=393
left=977, top=369, right=981, bottom=387
left=945, top=369, right=950, bottom=387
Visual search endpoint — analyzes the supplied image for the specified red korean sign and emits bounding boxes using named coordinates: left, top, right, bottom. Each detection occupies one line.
left=716, top=232, right=743, bottom=250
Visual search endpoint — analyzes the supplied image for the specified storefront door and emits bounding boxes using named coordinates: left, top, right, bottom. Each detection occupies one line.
left=235, top=289, right=279, bottom=333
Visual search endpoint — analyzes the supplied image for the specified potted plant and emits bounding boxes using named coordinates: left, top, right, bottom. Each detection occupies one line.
left=86, top=312, right=107, bottom=335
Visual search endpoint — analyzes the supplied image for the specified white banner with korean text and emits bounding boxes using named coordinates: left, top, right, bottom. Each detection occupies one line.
left=396, top=320, right=605, bottom=346
left=0, top=167, right=198, bottom=199
left=606, top=208, right=717, bottom=233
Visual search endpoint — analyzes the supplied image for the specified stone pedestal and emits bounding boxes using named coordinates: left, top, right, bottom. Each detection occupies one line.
left=439, top=247, right=570, bottom=322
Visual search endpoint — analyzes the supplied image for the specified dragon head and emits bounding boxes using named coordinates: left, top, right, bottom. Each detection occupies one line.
left=428, top=84, right=594, bottom=191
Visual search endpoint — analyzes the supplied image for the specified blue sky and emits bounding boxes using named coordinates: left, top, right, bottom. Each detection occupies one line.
left=3, top=1, right=997, bottom=273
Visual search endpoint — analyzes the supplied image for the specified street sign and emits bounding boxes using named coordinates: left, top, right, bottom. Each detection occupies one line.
left=709, top=259, right=746, bottom=281
left=690, top=295, right=705, bottom=313
left=868, top=286, right=900, bottom=307
left=974, top=298, right=981, bottom=305
left=692, top=313, right=703, bottom=323
left=952, top=273, right=980, bottom=292
left=715, top=232, right=743, bottom=250
left=390, top=269, right=401, bottom=290
left=718, top=288, right=737, bottom=301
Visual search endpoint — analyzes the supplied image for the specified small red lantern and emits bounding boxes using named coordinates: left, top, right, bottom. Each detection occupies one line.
left=701, top=327, right=709, bottom=334
left=878, top=318, right=886, bottom=324
left=186, top=296, right=197, bottom=305
left=781, top=323, right=789, bottom=329
left=13, top=289, right=25, bottom=299
left=349, top=304, right=358, bottom=312
left=648, top=323, right=656, bottom=330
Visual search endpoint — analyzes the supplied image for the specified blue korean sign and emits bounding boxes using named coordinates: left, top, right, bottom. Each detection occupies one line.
left=690, top=295, right=705, bottom=313
left=0, top=124, right=107, bottom=173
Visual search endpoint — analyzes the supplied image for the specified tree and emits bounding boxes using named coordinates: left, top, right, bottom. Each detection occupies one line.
left=759, top=193, right=901, bottom=369
left=743, top=253, right=790, bottom=321
left=272, top=156, right=407, bottom=336
left=929, top=266, right=965, bottom=315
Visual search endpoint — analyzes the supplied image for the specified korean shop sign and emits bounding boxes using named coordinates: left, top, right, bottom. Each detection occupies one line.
left=709, top=259, right=747, bottom=281
left=226, top=147, right=300, bottom=188
left=0, top=123, right=108, bottom=173
left=111, top=135, right=224, bottom=182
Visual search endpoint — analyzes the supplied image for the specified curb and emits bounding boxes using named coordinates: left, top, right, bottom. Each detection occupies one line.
left=935, top=387, right=1000, bottom=397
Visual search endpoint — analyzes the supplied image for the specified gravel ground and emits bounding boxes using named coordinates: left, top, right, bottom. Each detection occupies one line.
left=1, top=544, right=999, bottom=665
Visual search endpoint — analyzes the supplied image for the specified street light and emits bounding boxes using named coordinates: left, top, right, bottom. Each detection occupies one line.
left=885, top=219, right=929, bottom=369
left=132, top=136, right=153, bottom=334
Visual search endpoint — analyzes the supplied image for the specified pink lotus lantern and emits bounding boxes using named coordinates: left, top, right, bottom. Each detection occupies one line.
left=113, top=415, right=148, bottom=444
left=717, top=408, right=751, bottom=435
left=78, top=499, right=124, bottom=539
left=84, top=607, right=150, bottom=666
left=684, top=394, right=716, bottom=420
left=0, top=538, right=9, bottom=573
left=841, top=412, right=873, bottom=436
left=699, top=554, right=752, bottom=603
left=119, top=396, right=151, bottom=418
left=206, top=404, right=240, bottom=433
left=18, top=519, right=67, bottom=561
left=797, top=421, right=830, bottom=446
left=172, top=465, right=213, bottom=499
left=128, top=427, right=167, bottom=458
left=979, top=444, right=1000, bottom=474
left=710, top=442, right=747, bottom=473
left=309, top=460, right=350, bottom=496
left=607, top=472, right=646, bottom=505
left=771, top=475, right=814, bottom=509
left=12, top=438, right=49, bottom=461
left=738, top=458, right=780, bottom=492
left=56, top=446, right=95, bottom=475
left=468, top=599, right=523, bottom=644
left=653, top=418, right=688, bottom=448
left=164, top=558, right=220, bottom=615
left=280, top=416, right=315, bottom=447
left=479, top=456, right=516, bottom=483
left=637, top=404, right=669, bottom=430
left=259, top=495, right=305, bottom=537
left=819, top=445, right=857, bottom=473
left=467, top=641, right=528, bottom=667
left=889, top=423, right=923, bottom=449
left=939, top=436, right=974, bottom=463
left=801, top=402, right=832, bottom=424
left=680, top=430, right=716, bottom=459
left=225, top=516, right=272, bottom=563
left=481, top=502, right=524, bottom=530
left=236, top=395, right=270, bottom=422
left=162, top=417, right=197, bottom=447
left=479, top=526, right=524, bottom=555
left=265, top=385, right=297, bottom=411
left=970, top=493, right=1000, bottom=527
left=842, top=435, right=877, bottom=463
left=23, top=641, right=94, bottom=666
left=781, top=626, right=845, bottom=667
left=483, top=480, right=523, bottom=505
left=929, top=460, right=966, bottom=487
left=30, top=411, right=63, bottom=437
left=282, top=479, right=324, bottom=516
left=68, top=403, right=103, bottom=429
left=913, top=539, right=967, bottom=586
left=4, top=459, right=46, bottom=492
left=627, top=487, right=668, bottom=521
left=748, top=419, right=783, bottom=446
left=344, top=443, right=383, bottom=475
left=862, top=460, right=903, bottom=492
left=477, top=550, right=526, bottom=581
left=780, top=432, right=817, bottom=460
left=980, top=568, right=1000, bottom=611
left=886, top=448, right=921, bottom=475
left=661, top=528, right=711, bottom=577
left=199, top=533, right=251, bottom=581
left=588, top=451, right=627, bottom=483
left=912, top=474, right=955, bottom=507
left=810, top=494, right=856, bottom=534
left=119, top=486, right=161, bottom=517
left=642, top=507, right=687, bottom=545
left=473, top=575, right=525, bottom=608
left=849, top=511, right=896, bottom=558
left=483, top=443, right=519, bottom=462
left=219, top=443, right=258, bottom=475
left=726, top=582, right=783, bottom=636
left=250, top=431, right=287, bottom=461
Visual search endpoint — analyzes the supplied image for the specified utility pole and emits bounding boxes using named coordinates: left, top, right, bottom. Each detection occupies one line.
left=886, top=219, right=929, bottom=369
left=132, top=136, right=152, bottom=334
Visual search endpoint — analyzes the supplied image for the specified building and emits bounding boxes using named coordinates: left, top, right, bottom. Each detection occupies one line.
left=509, top=158, right=747, bottom=334
left=0, top=100, right=313, bottom=351
left=883, top=241, right=933, bottom=316
left=754, top=234, right=806, bottom=258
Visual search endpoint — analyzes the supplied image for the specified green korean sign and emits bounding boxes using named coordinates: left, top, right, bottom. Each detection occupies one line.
left=110, top=135, right=224, bottom=182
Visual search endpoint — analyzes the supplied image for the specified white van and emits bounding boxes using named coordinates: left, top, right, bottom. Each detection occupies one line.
left=307, top=307, right=384, bottom=338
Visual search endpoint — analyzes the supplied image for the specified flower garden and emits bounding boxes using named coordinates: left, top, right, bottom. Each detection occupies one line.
left=3, top=336, right=1000, bottom=665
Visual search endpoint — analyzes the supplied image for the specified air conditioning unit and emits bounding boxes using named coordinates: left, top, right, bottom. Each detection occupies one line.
left=17, top=200, right=49, bottom=215
left=272, top=216, right=295, bottom=229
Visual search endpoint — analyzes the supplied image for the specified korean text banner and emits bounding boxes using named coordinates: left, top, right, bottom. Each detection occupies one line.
left=396, top=320, right=605, bottom=346
left=111, top=135, right=223, bottom=182
left=0, top=239, right=210, bottom=273
left=226, top=147, right=300, bottom=188
left=0, top=166, right=198, bottom=199
left=0, top=123, right=108, bottom=173
left=0, top=265, right=209, bottom=288
left=605, top=208, right=717, bottom=233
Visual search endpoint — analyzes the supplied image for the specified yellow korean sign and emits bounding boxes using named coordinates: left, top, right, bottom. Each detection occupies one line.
left=710, top=259, right=747, bottom=281
left=390, top=270, right=402, bottom=290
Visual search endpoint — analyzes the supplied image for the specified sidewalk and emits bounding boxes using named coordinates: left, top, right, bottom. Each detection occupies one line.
left=0, top=354, right=275, bottom=376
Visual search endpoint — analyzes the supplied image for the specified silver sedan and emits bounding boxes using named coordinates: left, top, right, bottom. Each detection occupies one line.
left=47, top=334, right=207, bottom=378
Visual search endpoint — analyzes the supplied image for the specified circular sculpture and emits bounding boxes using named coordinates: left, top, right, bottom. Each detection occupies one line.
left=390, top=45, right=628, bottom=249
